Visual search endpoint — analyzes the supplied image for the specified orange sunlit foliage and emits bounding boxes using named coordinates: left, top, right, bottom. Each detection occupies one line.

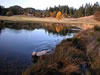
left=56, top=26, right=63, bottom=32
left=56, top=11, right=63, bottom=21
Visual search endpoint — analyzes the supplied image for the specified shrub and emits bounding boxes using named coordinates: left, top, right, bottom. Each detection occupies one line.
left=97, top=38, right=100, bottom=42
left=35, top=12, right=42, bottom=17
left=94, top=11, right=100, bottom=21
left=24, top=12, right=28, bottom=15
left=6, top=11, right=13, bottom=16
left=63, top=13, right=67, bottom=18
left=94, top=26, right=100, bottom=31
left=49, top=11, right=57, bottom=17
left=67, top=38, right=73, bottom=41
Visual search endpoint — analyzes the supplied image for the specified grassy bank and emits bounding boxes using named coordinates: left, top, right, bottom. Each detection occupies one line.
left=0, top=15, right=100, bottom=25
left=22, top=26, right=100, bottom=75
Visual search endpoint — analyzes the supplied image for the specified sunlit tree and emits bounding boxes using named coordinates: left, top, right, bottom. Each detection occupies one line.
left=56, top=11, right=63, bottom=20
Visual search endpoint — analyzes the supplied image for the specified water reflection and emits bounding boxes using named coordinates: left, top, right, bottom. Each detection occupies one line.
left=0, top=23, right=80, bottom=75
left=0, top=23, right=79, bottom=36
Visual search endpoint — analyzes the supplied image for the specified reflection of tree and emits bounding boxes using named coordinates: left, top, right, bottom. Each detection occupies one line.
left=45, top=25, right=79, bottom=36
left=56, top=26, right=63, bottom=32
left=1, top=22, right=79, bottom=36
left=0, top=27, right=3, bottom=35
left=43, top=25, right=70, bottom=36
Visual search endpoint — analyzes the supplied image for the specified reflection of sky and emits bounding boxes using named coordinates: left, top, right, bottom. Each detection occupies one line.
left=0, top=28, right=75, bottom=68
left=0, top=28, right=74, bottom=52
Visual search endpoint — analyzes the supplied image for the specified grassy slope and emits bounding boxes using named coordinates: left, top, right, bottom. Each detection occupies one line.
left=0, top=15, right=100, bottom=25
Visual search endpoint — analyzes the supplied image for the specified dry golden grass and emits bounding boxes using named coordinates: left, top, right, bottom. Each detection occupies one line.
left=0, top=15, right=100, bottom=25
left=23, top=27, right=100, bottom=75
left=63, top=64, right=80, bottom=74
left=23, top=35, right=87, bottom=75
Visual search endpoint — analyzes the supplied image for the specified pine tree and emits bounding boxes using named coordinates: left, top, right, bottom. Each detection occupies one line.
left=69, top=7, right=74, bottom=17
left=93, top=2, right=100, bottom=13
left=85, top=3, right=93, bottom=16
left=78, top=5, right=85, bottom=17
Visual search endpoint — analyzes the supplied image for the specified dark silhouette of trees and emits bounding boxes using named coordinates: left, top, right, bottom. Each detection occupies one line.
left=0, top=5, right=8, bottom=15
left=69, top=7, right=74, bottom=17
left=6, top=11, right=13, bottom=16
left=85, top=3, right=93, bottom=16
left=44, top=2, right=100, bottom=18
left=24, top=8, right=35, bottom=14
left=78, top=5, right=85, bottom=17
left=8, top=5, right=24, bottom=15
left=0, top=6, right=3, bottom=15
left=93, top=2, right=100, bottom=13
left=0, top=2, right=100, bottom=18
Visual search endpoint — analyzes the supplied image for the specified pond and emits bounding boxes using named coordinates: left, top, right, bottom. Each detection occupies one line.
left=0, top=23, right=79, bottom=75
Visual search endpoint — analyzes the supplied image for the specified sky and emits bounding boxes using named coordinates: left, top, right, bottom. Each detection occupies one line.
left=0, top=0, right=100, bottom=9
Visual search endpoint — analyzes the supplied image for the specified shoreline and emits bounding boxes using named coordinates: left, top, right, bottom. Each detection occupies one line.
left=23, top=27, right=100, bottom=75
left=0, top=15, right=100, bottom=26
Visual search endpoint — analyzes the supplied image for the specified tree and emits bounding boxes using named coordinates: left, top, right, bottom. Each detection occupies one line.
left=32, top=12, right=35, bottom=16
left=85, top=3, right=93, bottom=16
left=78, top=5, right=85, bottom=17
left=49, top=12, right=53, bottom=17
left=24, top=8, right=35, bottom=14
left=49, top=7, right=54, bottom=12
left=6, top=11, right=13, bottom=16
left=56, top=11, right=63, bottom=20
left=9, top=5, right=24, bottom=15
left=44, top=11, right=50, bottom=17
left=93, top=2, right=100, bottom=13
left=0, top=6, right=7, bottom=16
left=0, top=6, right=3, bottom=15
left=35, top=11, right=42, bottom=17
left=49, top=11, right=57, bottom=17
left=24, top=12, right=28, bottom=15
left=73, top=10, right=78, bottom=18
left=94, top=11, right=100, bottom=21
left=69, top=7, right=74, bottom=17
left=63, top=13, right=68, bottom=17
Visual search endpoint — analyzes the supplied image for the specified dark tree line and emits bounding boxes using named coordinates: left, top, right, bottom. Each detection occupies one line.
left=0, top=5, right=43, bottom=17
left=45, top=2, right=100, bottom=18
left=0, top=6, right=8, bottom=16
left=0, top=2, right=100, bottom=18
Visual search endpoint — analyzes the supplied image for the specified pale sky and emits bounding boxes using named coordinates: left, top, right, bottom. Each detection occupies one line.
left=0, top=0, right=100, bottom=9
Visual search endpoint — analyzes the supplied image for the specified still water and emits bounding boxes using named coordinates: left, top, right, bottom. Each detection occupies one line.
left=0, top=24, right=78, bottom=75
